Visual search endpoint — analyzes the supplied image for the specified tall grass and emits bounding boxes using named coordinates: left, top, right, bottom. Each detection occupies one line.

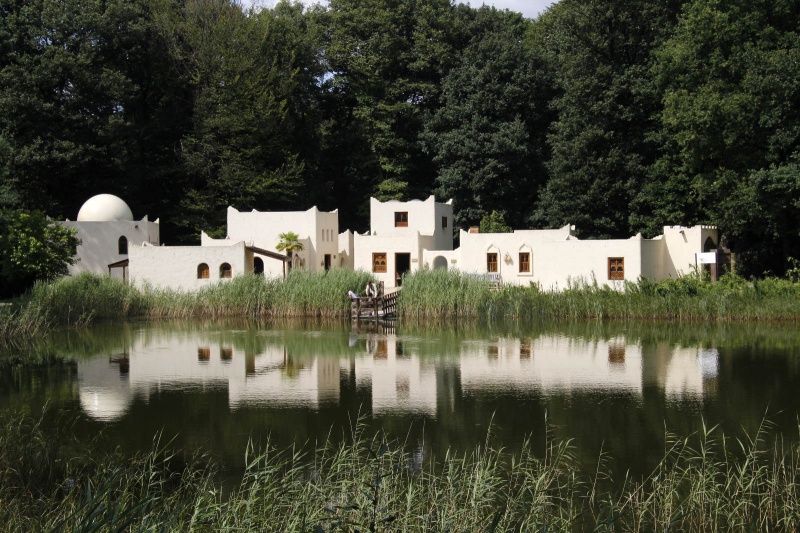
left=398, top=270, right=800, bottom=322
left=4, top=268, right=800, bottom=347
left=2, top=410, right=800, bottom=531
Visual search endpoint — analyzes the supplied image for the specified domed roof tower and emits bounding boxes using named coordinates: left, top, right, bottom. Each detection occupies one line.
left=77, top=194, right=134, bottom=222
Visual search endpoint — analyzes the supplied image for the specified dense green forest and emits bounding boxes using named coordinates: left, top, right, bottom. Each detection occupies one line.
left=1, top=0, right=799, bottom=277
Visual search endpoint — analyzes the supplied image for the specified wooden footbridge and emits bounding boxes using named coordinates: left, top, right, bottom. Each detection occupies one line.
left=351, top=283, right=399, bottom=321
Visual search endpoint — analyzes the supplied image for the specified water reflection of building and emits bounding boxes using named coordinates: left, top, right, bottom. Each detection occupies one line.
left=77, top=331, right=344, bottom=420
left=459, top=336, right=644, bottom=394
left=78, top=352, right=133, bottom=421
left=76, top=327, right=719, bottom=422
left=355, top=334, right=438, bottom=416
left=228, top=349, right=342, bottom=408
left=458, top=337, right=718, bottom=400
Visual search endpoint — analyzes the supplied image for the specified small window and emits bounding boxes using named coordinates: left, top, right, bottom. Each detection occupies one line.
left=487, top=253, right=498, bottom=273
left=519, top=252, right=530, bottom=273
left=118, top=236, right=128, bottom=255
left=373, top=253, right=387, bottom=273
left=220, top=263, right=232, bottom=278
left=608, top=257, right=624, bottom=280
left=441, top=216, right=447, bottom=229
left=253, top=257, right=264, bottom=275
left=394, top=212, right=408, bottom=227
left=197, top=263, right=210, bottom=279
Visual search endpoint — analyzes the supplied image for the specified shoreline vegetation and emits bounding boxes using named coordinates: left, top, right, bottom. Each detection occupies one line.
left=2, top=411, right=799, bottom=531
left=2, top=269, right=800, bottom=346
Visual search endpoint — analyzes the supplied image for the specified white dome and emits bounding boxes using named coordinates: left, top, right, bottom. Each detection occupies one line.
left=79, top=387, right=131, bottom=422
left=77, top=194, right=134, bottom=222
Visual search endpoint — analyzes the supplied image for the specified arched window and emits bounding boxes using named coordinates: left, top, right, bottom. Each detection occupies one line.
left=197, top=263, right=210, bottom=279
left=704, top=236, right=717, bottom=252
left=253, top=257, right=264, bottom=275
left=118, top=236, right=128, bottom=255
left=220, top=263, right=232, bottom=278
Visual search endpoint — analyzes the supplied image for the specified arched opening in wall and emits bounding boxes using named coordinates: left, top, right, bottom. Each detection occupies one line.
left=118, top=236, right=128, bottom=255
left=704, top=237, right=717, bottom=252
left=253, top=257, right=264, bottom=275
left=197, top=263, right=210, bottom=279
left=432, top=256, right=448, bottom=270
left=220, top=263, right=232, bottom=278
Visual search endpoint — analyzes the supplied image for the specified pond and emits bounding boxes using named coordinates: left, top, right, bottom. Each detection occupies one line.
left=3, top=319, right=800, bottom=484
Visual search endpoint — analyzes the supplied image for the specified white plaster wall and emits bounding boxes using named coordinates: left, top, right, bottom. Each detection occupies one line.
left=354, top=233, right=428, bottom=287
left=531, top=238, right=643, bottom=290
left=338, top=230, right=354, bottom=269
left=422, top=249, right=459, bottom=270
left=62, top=217, right=159, bottom=278
left=369, top=196, right=452, bottom=244
left=224, top=206, right=340, bottom=274
left=640, top=238, right=666, bottom=280
left=453, top=226, right=575, bottom=286
left=661, top=225, right=719, bottom=278
left=432, top=200, right=454, bottom=250
left=129, top=241, right=247, bottom=292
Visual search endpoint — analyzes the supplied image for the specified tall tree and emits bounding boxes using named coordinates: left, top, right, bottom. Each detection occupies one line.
left=533, top=0, right=684, bottom=238
left=0, top=0, right=189, bottom=221
left=322, top=0, right=464, bottom=230
left=422, top=7, right=550, bottom=228
left=156, top=0, right=313, bottom=239
left=648, top=0, right=800, bottom=274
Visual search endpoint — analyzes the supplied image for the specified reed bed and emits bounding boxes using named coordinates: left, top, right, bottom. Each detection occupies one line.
left=16, top=270, right=371, bottom=323
left=397, top=270, right=800, bottom=322
left=2, top=410, right=800, bottom=531
left=3, top=269, right=800, bottom=348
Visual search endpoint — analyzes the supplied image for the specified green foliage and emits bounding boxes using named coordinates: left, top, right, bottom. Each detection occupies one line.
left=479, top=210, right=512, bottom=233
left=0, top=210, right=79, bottom=297
left=14, top=270, right=373, bottom=335
left=3, top=0, right=800, bottom=276
left=422, top=8, right=549, bottom=228
left=645, top=0, right=800, bottom=273
left=373, top=178, right=409, bottom=201
left=534, top=0, right=684, bottom=239
left=275, top=232, right=305, bottom=254
left=399, top=269, right=800, bottom=322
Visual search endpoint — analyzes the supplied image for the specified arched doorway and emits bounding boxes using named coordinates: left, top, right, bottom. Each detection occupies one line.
left=432, top=256, right=448, bottom=270
left=253, top=257, right=264, bottom=275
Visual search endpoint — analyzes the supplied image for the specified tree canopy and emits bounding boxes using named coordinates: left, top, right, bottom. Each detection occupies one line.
left=1, top=0, right=799, bottom=277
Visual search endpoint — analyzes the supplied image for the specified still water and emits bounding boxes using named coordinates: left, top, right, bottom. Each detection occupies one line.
left=4, top=320, right=800, bottom=481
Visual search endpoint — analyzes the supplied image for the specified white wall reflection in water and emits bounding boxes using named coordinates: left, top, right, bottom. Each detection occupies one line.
left=355, top=336, right=437, bottom=416
left=77, top=327, right=719, bottom=421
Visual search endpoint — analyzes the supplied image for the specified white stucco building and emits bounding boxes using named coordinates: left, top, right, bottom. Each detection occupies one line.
left=201, top=206, right=349, bottom=277
left=128, top=241, right=292, bottom=292
left=61, top=194, right=723, bottom=292
left=354, top=196, right=454, bottom=287
left=446, top=224, right=720, bottom=290
left=62, top=194, right=160, bottom=280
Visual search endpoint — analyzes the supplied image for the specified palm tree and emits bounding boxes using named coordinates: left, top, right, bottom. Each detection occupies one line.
left=276, top=232, right=304, bottom=276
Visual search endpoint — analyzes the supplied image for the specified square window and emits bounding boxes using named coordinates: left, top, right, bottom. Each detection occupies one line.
left=394, top=212, right=408, bottom=227
left=608, top=257, right=624, bottom=280
left=519, top=252, right=530, bottom=273
left=373, top=253, right=387, bottom=273
left=487, top=253, right=498, bottom=273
